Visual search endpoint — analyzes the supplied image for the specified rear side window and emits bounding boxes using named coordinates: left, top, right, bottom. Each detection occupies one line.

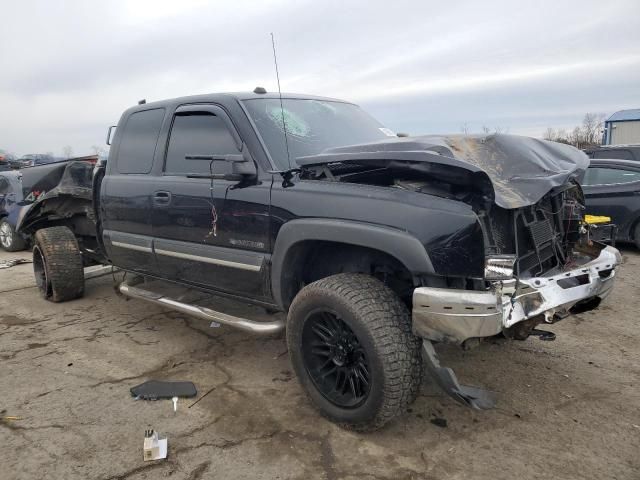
left=117, top=108, right=165, bottom=174
left=593, top=149, right=633, bottom=160
left=583, top=167, right=640, bottom=185
left=164, top=113, right=240, bottom=175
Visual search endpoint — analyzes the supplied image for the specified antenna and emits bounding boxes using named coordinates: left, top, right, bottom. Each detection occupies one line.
left=270, top=32, right=291, bottom=169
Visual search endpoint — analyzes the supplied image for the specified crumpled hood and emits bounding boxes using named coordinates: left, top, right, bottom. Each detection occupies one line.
left=297, top=134, right=589, bottom=209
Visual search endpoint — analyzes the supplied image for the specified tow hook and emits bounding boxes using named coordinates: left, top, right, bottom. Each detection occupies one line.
left=422, top=341, right=496, bottom=410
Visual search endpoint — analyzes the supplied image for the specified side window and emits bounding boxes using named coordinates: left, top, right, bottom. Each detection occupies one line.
left=583, top=167, right=640, bottom=185
left=164, top=113, right=240, bottom=175
left=593, top=149, right=633, bottom=160
left=117, top=108, right=165, bottom=174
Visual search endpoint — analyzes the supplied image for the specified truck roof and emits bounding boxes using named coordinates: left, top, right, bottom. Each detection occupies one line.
left=125, top=91, right=351, bottom=113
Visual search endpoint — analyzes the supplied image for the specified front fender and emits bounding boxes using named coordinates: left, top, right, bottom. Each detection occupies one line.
left=270, top=218, right=434, bottom=308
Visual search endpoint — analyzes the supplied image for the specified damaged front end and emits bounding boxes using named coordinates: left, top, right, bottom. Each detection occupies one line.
left=298, top=133, right=622, bottom=410
left=410, top=185, right=621, bottom=410
left=298, top=134, right=621, bottom=345
left=413, top=239, right=620, bottom=345
left=413, top=183, right=622, bottom=345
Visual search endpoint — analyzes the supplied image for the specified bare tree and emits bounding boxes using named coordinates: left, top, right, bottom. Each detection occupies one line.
left=570, top=126, right=583, bottom=149
left=543, top=112, right=607, bottom=148
left=62, top=145, right=74, bottom=159
left=481, top=125, right=506, bottom=135
left=582, top=113, right=600, bottom=145
left=584, top=113, right=606, bottom=145
left=543, top=127, right=556, bottom=141
left=460, top=122, right=470, bottom=135
left=556, top=128, right=568, bottom=142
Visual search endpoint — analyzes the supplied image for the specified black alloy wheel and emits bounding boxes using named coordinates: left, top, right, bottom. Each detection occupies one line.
left=301, top=309, right=370, bottom=408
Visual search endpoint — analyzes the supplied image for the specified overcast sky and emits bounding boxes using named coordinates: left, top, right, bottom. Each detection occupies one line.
left=1, top=0, right=639, bottom=156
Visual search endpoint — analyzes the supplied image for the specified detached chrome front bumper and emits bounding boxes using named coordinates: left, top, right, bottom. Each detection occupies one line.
left=412, top=244, right=622, bottom=344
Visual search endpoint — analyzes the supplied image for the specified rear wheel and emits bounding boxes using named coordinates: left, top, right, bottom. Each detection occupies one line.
left=33, top=226, right=84, bottom=302
left=287, top=273, right=421, bottom=431
left=0, top=219, right=26, bottom=252
left=634, top=222, right=640, bottom=250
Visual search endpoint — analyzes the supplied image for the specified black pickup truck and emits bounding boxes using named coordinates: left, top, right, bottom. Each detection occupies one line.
left=18, top=91, right=621, bottom=431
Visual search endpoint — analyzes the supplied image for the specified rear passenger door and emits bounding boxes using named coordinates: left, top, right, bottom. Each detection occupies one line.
left=101, top=107, right=166, bottom=275
left=151, top=105, right=271, bottom=300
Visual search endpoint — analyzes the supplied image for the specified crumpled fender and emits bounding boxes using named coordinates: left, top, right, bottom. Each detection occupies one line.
left=16, top=161, right=94, bottom=234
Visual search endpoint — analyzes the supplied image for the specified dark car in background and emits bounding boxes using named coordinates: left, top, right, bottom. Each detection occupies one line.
left=0, top=152, right=17, bottom=171
left=17, top=154, right=60, bottom=168
left=0, top=171, right=29, bottom=250
left=582, top=159, right=640, bottom=248
left=584, top=145, right=640, bottom=161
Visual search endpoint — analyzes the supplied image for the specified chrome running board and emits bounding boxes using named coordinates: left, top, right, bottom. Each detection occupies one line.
left=118, top=281, right=284, bottom=335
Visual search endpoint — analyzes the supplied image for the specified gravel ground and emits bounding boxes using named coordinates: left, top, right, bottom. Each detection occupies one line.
left=1, top=247, right=638, bottom=480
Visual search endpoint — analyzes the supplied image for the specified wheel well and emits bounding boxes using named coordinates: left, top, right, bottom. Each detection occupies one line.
left=278, top=240, right=415, bottom=309
left=19, top=196, right=96, bottom=236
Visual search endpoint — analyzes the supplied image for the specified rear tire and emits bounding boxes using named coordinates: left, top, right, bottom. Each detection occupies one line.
left=634, top=222, right=640, bottom=250
left=0, top=218, right=27, bottom=252
left=287, top=273, right=421, bottom=431
left=33, top=226, right=84, bottom=302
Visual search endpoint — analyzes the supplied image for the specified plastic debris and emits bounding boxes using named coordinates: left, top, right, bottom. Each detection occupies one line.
left=143, top=429, right=167, bottom=461
left=130, top=380, right=197, bottom=400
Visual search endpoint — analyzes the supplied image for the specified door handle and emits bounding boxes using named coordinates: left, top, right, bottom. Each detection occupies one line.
left=153, top=191, right=171, bottom=205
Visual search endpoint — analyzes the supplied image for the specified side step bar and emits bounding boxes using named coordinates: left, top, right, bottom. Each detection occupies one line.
left=118, top=281, right=285, bottom=335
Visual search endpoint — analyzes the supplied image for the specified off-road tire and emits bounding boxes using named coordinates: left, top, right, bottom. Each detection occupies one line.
left=33, top=226, right=84, bottom=302
left=0, top=218, right=27, bottom=252
left=287, top=273, right=422, bottom=431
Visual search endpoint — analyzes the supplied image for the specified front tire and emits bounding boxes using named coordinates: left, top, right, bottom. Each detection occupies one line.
left=0, top=218, right=27, bottom=252
left=33, top=226, right=84, bottom=302
left=287, top=273, right=421, bottom=431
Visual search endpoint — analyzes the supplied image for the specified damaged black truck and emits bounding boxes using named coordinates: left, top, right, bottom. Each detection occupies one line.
left=17, top=92, right=621, bottom=431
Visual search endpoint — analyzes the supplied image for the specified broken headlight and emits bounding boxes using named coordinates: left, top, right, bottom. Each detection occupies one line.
left=484, top=255, right=516, bottom=281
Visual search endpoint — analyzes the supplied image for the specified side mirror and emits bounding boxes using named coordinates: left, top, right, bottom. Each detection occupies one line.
left=185, top=146, right=257, bottom=182
left=231, top=158, right=257, bottom=178
left=106, top=125, right=117, bottom=145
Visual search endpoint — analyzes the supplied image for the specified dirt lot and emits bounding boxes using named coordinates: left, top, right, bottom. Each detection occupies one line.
left=1, top=247, right=638, bottom=480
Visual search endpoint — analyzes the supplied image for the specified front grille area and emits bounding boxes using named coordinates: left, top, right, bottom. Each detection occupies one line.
left=483, top=183, right=584, bottom=278
left=517, top=242, right=557, bottom=274
left=513, top=187, right=584, bottom=276
left=528, top=217, right=554, bottom=245
left=515, top=209, right=563, bottom=276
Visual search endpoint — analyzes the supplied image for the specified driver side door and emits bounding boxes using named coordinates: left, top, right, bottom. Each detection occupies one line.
left=151, top=104, right=271, bottom=301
